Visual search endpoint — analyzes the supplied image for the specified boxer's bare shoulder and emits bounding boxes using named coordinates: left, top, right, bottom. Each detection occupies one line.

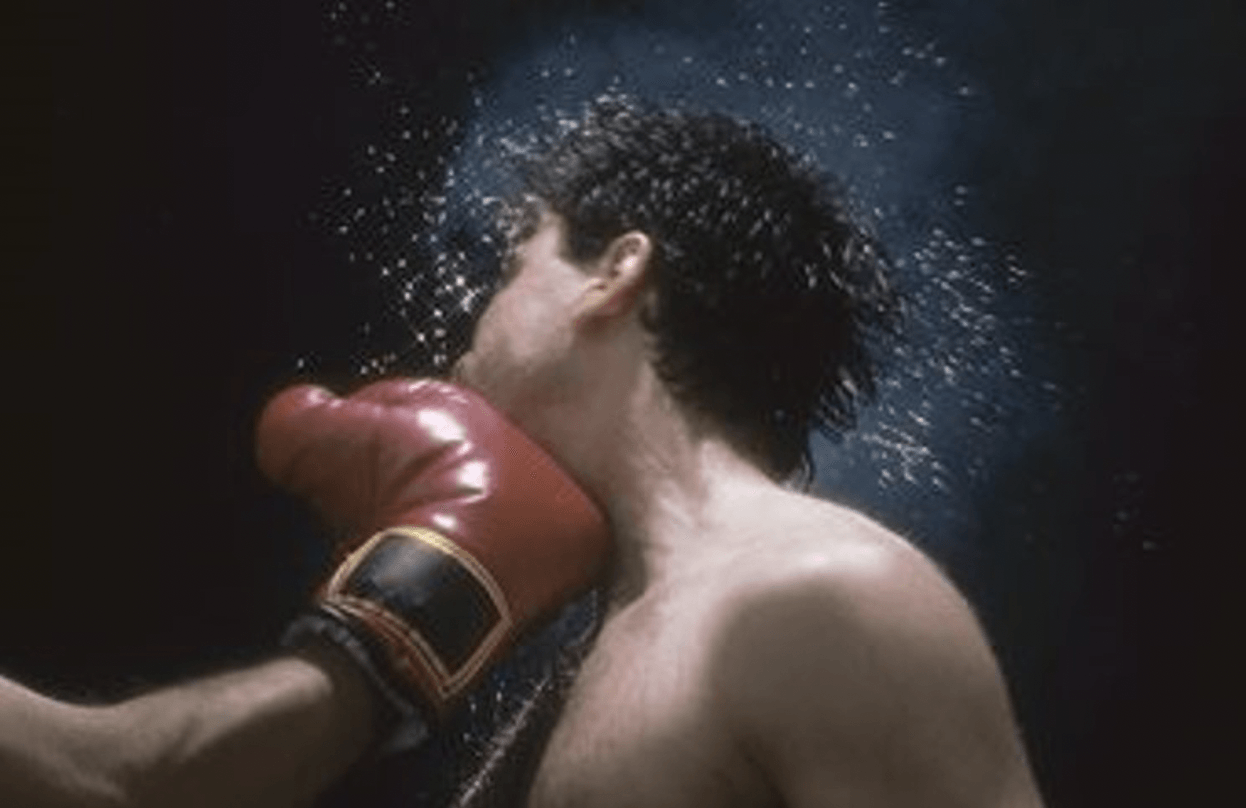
left=528, top=488, right=1042, bottom=808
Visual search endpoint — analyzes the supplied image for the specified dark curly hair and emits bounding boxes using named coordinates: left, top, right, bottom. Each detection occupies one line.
left=508, top=97, right=901, bottom=479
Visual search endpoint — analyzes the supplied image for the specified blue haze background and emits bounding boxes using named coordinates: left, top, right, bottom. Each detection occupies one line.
left=7, top=0, right=1241, bottom=805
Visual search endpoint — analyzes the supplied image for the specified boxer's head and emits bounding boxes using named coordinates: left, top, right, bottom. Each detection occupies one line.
left=471, top=97, right=901, bottom=479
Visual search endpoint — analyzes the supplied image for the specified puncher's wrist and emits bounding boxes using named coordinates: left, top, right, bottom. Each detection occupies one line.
left=283, top=608, right=434, bottom=755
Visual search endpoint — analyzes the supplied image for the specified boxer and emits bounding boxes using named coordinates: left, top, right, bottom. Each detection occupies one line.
left=443, top=97, right=1047, bottom=807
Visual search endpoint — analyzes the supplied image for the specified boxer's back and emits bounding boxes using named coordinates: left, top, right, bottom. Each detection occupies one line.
left=526, top=486, right=1042, bottom=808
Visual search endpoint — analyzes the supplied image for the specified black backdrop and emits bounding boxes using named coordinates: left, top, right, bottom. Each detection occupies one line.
left=7, top=1, right=1243, bottom=806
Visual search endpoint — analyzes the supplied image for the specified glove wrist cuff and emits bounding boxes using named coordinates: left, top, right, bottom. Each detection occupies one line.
left=283, top=609, right=433, bottom=755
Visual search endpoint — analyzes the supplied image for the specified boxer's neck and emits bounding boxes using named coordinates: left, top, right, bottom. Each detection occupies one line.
left=542, top=360, right=778, bottom=609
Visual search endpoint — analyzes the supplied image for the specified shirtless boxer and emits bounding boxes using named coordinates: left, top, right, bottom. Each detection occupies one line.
left=451, top=98, right=1046, bottom=807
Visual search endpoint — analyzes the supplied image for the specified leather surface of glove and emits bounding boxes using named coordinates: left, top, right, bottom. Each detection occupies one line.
left=257, top=379, right=611, bottom=722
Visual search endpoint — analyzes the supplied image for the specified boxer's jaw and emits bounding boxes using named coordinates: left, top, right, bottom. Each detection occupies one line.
left=454, top=213, right=589, bottom=431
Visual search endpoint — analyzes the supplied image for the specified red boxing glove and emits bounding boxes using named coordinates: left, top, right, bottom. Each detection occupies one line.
left=257, top=379, right=610, bottom=741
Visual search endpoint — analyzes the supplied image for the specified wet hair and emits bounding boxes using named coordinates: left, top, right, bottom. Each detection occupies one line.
left=509, top=96, right=901, bottom=478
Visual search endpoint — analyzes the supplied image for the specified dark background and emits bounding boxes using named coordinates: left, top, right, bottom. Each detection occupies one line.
left=6, top=0, right=1242, bottom=806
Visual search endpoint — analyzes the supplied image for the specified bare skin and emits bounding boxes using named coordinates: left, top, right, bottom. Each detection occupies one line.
left=530, top=488, right=1041, bottom=808
left=455, top=212, right=1045, bottom=808
left=0, top=643, right=375, bottom=808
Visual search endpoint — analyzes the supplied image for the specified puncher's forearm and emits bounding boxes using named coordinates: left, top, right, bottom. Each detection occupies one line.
left=0, top=644, right=376, bottom=808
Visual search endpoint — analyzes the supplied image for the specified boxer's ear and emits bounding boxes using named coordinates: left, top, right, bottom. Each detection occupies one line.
left=575, top=231, right=653, bottom=323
